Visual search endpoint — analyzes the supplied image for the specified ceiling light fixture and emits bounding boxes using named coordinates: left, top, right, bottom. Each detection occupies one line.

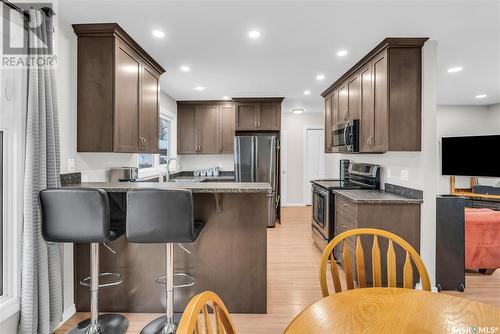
left=194, top=86, right=206, bottom=91
left=222, top=96, right=230, bottom=100
left=336, top=49, right=348, bottom=57
left=291, top=108, right=304, bottom=114
left=248, top=30, right=261, bottom=39
left=475, top=94, right=487, bottom=99
left=180, top=65, right=190, bottom=72
left=152, top=30, right=165, bottom=38
left=304, top=90, right=311, bottom=95
left=447, top=66, right=463, bottom=73
left=316, top=74, right=325, bottom=81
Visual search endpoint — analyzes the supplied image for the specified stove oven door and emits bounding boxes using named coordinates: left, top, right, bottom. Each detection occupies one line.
left=311, top=185, right=331, bottom=249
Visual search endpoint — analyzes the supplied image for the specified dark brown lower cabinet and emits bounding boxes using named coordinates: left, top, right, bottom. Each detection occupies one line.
left=334, top=195, right=421, bottom=287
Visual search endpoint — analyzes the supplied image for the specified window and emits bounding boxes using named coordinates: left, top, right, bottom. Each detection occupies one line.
left=138, top=116, right=171, bottom=170
left=138, top=154, right=154, bottom=169
left=159, top=117, right=170, bottom=165
left=0, top=132, right=3, bottom=296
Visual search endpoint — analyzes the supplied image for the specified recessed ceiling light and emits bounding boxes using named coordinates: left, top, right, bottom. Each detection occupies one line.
left=336, top=49, right=348, bottom=57
left=291, top=108, right=304, bottom=114
left=447, top=66, right=463, bottom=73
left=152, top=30, right=165, bottom=38
left=475, top=94, right=487, bottom=99
left=194, top=86, right=206, bottom=91
left=316, top=74, right=325, bottom=81
left=222, top=96, right=230, bottom=100
left=248, top=30, right=261, bottom=39
left=180, top=65, right=190, bottom=72
left=304, top=90, right=311, bottom=95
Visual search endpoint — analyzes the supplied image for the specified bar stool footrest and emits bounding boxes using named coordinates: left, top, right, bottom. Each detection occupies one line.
left=155, top=273, right=196, bottom=288
left=80, top=272, right=124, bottom=288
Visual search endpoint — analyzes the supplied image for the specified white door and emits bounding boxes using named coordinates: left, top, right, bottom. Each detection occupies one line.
left=305, top=129, right=325, bottom=205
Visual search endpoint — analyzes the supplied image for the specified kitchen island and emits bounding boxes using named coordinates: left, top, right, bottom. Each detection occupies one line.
left=66, top=182, right=271, bottom=314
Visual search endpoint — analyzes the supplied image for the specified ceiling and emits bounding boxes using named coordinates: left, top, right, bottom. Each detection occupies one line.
left=59, top=0, right=500, bottom=114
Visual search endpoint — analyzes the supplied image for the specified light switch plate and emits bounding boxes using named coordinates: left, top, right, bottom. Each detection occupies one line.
left=401, top=169, right=409, bottom=181
left=67, top=158, right=75, bottom=172
left=386, top=168, right=391, bottom=179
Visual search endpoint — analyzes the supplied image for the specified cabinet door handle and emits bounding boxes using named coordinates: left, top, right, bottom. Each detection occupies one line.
left=219, top=143, right=222, bottom=152
left=143, top=137, right=147, bottom=149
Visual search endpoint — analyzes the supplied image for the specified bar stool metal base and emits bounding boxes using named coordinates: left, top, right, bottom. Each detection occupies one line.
left=139, top=313, right=182, bottom=334
left=68, top=314, right=128, bottom=334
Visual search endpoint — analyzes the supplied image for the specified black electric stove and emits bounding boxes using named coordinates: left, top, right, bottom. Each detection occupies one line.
left=310, top=163, right=380, bottom=251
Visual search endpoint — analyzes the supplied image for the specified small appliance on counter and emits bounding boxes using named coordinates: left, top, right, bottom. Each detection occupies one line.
left=110, top=167, right=138, bottom=182
left=310, top=162, right=380, bottom=251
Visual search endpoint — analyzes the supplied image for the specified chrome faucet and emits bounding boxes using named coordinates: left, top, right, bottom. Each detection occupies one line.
left=165, top=157, right=182, bottom=182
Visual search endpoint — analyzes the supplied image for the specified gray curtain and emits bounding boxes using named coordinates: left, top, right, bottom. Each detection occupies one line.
left=20, top=9, right=63, bottom=334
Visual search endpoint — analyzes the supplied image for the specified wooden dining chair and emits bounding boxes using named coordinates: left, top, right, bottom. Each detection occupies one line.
left=177, top=291, right=237, bottom=334
left=320, top=228, right=431, bottom=297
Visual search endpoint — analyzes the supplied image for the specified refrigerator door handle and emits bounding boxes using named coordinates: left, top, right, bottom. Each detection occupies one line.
left=235, top=137, right=241, bottom=182
left=251, top=136, right=256, bottom=181
left=269, top=137, right=276, bottom=190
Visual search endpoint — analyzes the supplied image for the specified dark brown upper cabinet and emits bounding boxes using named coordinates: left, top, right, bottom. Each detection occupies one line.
left=324, top=94, right=332, bottom=152
left=177, top=101, right=235, bottom=154
left=322, top=37, right=428, bottom=153
left=233, top=97, right=284, bottom=131
left=73, top=23, right=165, bottom=153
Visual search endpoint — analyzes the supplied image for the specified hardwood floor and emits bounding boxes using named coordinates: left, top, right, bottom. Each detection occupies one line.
left=56, top=206, right=500, bottom=333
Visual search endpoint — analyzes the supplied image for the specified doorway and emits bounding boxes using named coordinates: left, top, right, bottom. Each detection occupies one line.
left=304, top=128, right=325, bottom=205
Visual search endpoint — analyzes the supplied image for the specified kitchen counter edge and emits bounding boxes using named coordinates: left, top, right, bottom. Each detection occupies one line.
left=332, top=189, right=423, bottom=204
left=63, top=182, right=272, bottom=194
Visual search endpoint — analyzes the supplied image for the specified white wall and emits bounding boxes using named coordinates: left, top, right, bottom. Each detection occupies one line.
left=436, top=104, right=500, bottom=193
left=323, top=41, right=439, bottom=284
left=281, top=112, right=324, bottom=205
left=179, top=154, right=234, bottom=171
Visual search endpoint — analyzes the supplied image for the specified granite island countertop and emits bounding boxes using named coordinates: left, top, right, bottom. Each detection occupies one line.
left=63, top=181, right=271, bottom=194
left=332, top=189, right=423, bottom=204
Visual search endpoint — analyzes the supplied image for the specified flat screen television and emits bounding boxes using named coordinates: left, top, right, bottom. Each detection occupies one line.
left=442, top=135, right=500, bottom=177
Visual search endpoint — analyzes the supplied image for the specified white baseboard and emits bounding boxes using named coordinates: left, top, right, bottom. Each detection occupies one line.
left=61, top=304, right=76, bottom=324
left=282, top=203, right=308, bottom=207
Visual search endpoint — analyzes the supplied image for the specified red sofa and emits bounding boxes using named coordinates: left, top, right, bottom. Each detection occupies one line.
left=465, top=207, right=500, bottom=271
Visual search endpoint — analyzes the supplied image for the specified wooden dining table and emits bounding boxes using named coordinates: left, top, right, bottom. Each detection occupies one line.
left=284, top=288, right=500, bottom=334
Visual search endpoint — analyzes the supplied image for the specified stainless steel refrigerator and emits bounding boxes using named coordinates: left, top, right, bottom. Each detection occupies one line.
left=234, top=134, right=279, bottom=227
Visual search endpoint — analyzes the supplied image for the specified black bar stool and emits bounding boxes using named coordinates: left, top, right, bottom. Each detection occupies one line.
left=40, top=188, right=128, bottom=334
left=126, top=189, right=205, bottom=334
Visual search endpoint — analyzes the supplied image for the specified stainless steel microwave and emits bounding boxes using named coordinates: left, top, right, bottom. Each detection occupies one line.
left=332, top=119, right=359, bottom=153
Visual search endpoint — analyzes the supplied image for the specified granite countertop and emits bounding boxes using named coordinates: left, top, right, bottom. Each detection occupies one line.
left=332, top=189, right=423, bottom=204
left=64, top=181, right=271, bottom=194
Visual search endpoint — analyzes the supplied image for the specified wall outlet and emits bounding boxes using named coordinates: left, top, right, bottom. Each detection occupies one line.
left=67, top=158, right=75, bottom=172
left=401, top=169, right=409, bottom=181
left=386, top=168, right=391, bottom=179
